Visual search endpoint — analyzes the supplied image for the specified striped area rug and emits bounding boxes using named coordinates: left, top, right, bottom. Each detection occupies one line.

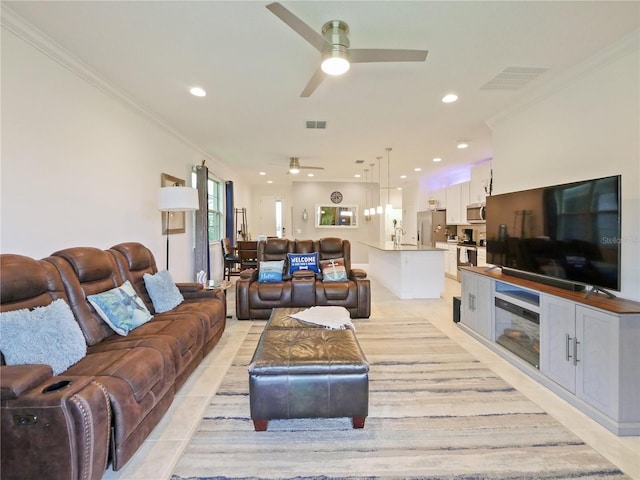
left=171, top=316, right=628, bottom=480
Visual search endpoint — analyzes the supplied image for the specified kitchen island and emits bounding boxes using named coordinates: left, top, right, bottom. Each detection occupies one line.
left=361, top=241, right=445, bottom=299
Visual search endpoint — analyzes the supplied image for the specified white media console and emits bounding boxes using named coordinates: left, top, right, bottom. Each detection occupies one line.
left=459, top=266, right=640, bottom=436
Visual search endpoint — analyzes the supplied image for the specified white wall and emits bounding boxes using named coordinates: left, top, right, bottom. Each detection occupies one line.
left=289, top=181, right=381, bottom=263
left=489, top=36, right=639, bottom=301
left=1, top=26, right=249, bottom=282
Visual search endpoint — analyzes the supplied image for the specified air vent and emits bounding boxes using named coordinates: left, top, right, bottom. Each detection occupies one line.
left=305, top=120, right=327, bottom=129
left=480, top=66, right=550, bottom=90
left=355, top=160, right=364, bottom=164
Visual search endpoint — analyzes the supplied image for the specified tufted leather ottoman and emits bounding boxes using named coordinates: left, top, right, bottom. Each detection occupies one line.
left=248, top=327, right=369, bottom=431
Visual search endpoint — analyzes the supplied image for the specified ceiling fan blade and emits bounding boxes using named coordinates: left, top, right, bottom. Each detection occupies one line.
left=300, top=67, right=326, bottom=97
left=350, top=49, right=429, bottom=63
left=266, top=3, right=330, bottom=52
left=300, top=166, right=325, bottom=170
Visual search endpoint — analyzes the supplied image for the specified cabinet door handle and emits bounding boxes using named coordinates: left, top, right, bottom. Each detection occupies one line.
left=468, top=293, right=475, bottom=311
left=566, top=334, right=572, bottom=362
left=573, top=337, right=580, bottom=366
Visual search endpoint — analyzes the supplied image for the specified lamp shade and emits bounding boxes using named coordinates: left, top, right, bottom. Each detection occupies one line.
left=158, top=186, right=199, bottom=211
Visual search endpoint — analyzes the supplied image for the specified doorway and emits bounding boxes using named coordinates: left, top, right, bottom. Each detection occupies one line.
left=259, top=196, right=285, bottom=238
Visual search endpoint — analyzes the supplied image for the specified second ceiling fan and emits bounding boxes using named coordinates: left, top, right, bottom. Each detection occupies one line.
left=266, top=2, right=429, bottom=97
left=287, top=157, right=324, bottom=174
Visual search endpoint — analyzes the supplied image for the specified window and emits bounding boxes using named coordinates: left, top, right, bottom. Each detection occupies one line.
left=192, top=171, right=223, bottom=241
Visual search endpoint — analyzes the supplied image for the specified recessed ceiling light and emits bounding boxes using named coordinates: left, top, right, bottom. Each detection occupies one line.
left=433, top=157, right=442, bottom=162
left=442, top=93, right=458, bottom=103
left=354, top=174, right=361, bottom=178
left=190, top=87, right=206, bottom=97
left=259, top=171, right=266, bottom=176
left=457, top=142, right=469, bottom=149
left=267, top=180, right=273, bottom=184
left=414, top=167, right=422, bottom=172
left=400, top=175, right=407, bottom=179
left=307, top=173, right=314, bottom=177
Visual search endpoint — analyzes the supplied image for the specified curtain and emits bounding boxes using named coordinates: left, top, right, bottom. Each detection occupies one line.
left=194, top=165, right=210, bottom=279
left=225, top=181, right=235, bottom=244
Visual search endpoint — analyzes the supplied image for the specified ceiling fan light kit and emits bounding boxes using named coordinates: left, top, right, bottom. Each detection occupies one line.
left=289, top=157, right=300, bottom=174
left=321, top=48, right=350, bottom=75
left=321, top=20, right=350, bottom=75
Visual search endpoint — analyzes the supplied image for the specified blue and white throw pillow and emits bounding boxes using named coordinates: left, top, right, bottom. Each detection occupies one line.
left=0, top=299, right=86, bottom=375
left=258, top=260, right=285, bottom=283
left=287, top=252, right=319, bottom=274
left=88, top=280, right=153, bottom=335
left=143, top=270, right=184, bottom=313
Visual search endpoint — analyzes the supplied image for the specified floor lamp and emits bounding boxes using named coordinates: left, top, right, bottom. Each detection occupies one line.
left=158, top=185, right=199, bottom=271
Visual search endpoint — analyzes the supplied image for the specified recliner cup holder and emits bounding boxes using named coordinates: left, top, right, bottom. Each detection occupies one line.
left=42, top=380, right=72, bottom=393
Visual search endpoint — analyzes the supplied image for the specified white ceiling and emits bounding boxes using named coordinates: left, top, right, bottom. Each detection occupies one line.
left=4, top=1, right=639, bottom=187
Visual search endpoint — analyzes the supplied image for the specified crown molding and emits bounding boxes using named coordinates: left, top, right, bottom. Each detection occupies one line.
left=486, top=29, right=640, bottom=129
left=1, top=5, right=217, bottom=163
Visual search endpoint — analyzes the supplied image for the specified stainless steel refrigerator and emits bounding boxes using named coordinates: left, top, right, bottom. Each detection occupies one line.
left=417, top=210, right=448, bottom=247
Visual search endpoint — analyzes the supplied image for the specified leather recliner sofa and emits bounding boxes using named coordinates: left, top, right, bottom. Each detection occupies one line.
left=0, top=242, right=226, bottom=480
left=235, top=237, right=370, bottom=320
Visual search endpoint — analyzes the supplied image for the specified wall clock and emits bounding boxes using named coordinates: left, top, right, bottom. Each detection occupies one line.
left=330, top=191, right=343, bottom=204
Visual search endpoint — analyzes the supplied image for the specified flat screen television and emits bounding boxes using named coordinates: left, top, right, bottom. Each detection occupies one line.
left=486, top=175, right=621, bottom=293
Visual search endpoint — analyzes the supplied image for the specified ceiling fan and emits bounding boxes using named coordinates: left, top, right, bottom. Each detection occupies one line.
left=266, top=2, right=429, bottom=97
left=287, top=157, right=324, bottom=174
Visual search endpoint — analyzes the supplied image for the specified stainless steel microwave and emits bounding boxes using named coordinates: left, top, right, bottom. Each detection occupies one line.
left=466, top=204, right=486, bottom=223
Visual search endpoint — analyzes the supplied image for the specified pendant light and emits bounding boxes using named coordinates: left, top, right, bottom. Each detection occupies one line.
left=364, top=168, right=369, bottom=216
left=363, top=168, right=371, bottom=221
left=376, top=156, right=383, bottom=214
left=368, top=163, right=376, bottom=215
left=385, top=147, right=392, bottom=212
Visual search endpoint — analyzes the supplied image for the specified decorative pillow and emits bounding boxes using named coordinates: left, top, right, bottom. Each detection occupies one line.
left=258, top=260, right=285, bottom=283
left=320, top=257, right=348, bottom=282
left=0, top=299, right=86, bottom=375
left=287, top=252, right=319, bottom=275
left=143, top=270, right=184, bottom=313
left=87, top=281, right=153, bottom=335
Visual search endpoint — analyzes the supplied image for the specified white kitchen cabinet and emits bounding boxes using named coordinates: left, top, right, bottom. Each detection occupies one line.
left=431, top=188, right=447, bottom=209
left=477, top=247, right=487, bottom=267
left=447, top=245, right=458, bottom=278
left=445, top=182, right=470, bottom=225
left=445, top=184, right=461, bottom=224
left=469, top=162, right=492, bottom=204
left=460, top=269, right=492, bottom=339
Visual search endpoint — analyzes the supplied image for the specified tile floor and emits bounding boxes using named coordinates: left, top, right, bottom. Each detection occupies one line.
left=103, top=276, right=640, bottom=480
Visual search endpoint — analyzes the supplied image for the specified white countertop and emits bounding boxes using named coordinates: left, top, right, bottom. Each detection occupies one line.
left=361, top=241, right=444, bottom=252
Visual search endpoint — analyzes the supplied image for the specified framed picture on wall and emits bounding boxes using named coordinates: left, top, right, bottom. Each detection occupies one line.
left=161, top=173, right=186, bottom=235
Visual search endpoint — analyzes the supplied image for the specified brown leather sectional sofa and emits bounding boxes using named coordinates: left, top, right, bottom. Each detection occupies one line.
left=235, top=237, right=370, bottom=319
left=0, top=242, right=226, bottom=480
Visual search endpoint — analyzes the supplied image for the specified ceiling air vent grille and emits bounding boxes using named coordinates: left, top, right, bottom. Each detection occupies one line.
left=305, top=120, right=327, bottom=129
left=480, top=66, right=550, bottom=90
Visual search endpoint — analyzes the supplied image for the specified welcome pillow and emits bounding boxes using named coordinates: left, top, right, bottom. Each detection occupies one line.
left=0, top=299, right=86, bottom=375
left=287, top=252, right=319, bottom=275
left=88, top=280, right=153, bottom=335
left=320, top=257, right=348, bottom=282
left=258, top=260, right=285, bottom=283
